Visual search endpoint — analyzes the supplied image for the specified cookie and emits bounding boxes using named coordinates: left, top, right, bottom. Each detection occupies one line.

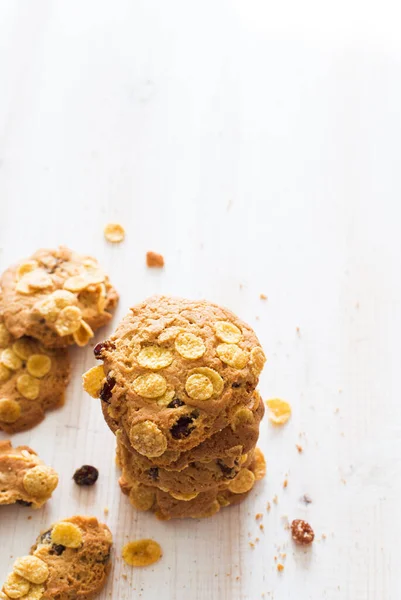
left=1, top=246, right=118, bottom=348
left=0, top=440, right=58, bottom=509
left=0, top=316, right=70, bottom=433
left=85, top=295, right=266, bottom=456
left=1, top=516, right=112, bottom=600
left=119, top=449, right=266, bottom=520
left=115, top=389, right=264, bottom=470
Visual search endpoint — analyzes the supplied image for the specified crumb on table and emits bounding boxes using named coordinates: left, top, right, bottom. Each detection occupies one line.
left=146, top=251, right=164, bottom=268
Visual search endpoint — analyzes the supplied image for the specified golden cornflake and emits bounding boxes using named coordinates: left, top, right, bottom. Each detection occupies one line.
left=266, top=399, right=291, bottom=425
left=13, top=556, right=49, bottom=584
left=54, top=306, right=82, bottom=336
left=214, top=321, right=242, bottom=344
left=217, top=495, right=230, bottom=507
left=129, top=421, right=167, bottom=457
left=216, top=343, right=249, bottom=369
left=228, top=468, right=255, bottom=494
left=189, top=367, right=224, bottom=396
left=36, top=290, right=77, bottom=322
left=63, top=275, right=91, bottom=292
left=253, top=448, right=266, bottom=480
left=51, top=522, right=83, bottom=548
left=0, top=323, right=11, bottom=348
left=122, top=539, right=162, bottom=567
left=0, top=363, right=11, bottom=383
left=175, top=332, right=206, bottom=360
left=12, top=338, right=37, bottom=360
left=19, top=584, right=44, bottom=600
left=1, top=349, right=22, bottom=371
left=185, top=373, right=213, bottom=400
left=137, top=345, right=173, bottom=370
left=16, top=260, right=39, bottom=281
left=156, top=388, right=176, bottom=407
left=250, top=346, right=266, bottom=377
left=129, top=484, right=155, bottom=511
left=104, top=223, right=125, bottom=243
left=23, top=466, right=58, bottom=498
left=194, top=500, right=220, bottom=518
left=3, top=572, right=31, bottom=598
left=17, top=374, right=40, bottom=400
left=82, top=365, right=105, bottom=398
left=27, top=355, right=51, bottom=378
left=169, top=491, right=198, bottom=501
left=158, top=326, right=182, bottom=343
left=231, top=407, right=254, bottom=432
left=0, top=398, right=21, bottom=423
left=132, top=373, right=167, bottom=399
left=72, top=320, right=94, bottom=347
left=19, top=270, right=53, bottom=292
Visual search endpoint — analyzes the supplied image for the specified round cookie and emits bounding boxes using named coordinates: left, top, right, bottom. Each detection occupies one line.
left=0, top=317, right=70, bottom=433
left=85, top=295, right=266, bottom=455
left=117, top=435, right=254, bottom=496
left=119, top=449, right=266, bottom=520
left=1, top=516, right=112, bottom=600
left=1, top=246, right=118, bottom=348
left=0, top=440, right=58, bottom=509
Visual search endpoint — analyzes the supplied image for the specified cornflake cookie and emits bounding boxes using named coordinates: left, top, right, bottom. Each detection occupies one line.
left=0, top=516, right=112, bottom=600
left=85, top=296, right=266, bottom=455
left=0, top=316, right=70, bottom=433
left=1, top=247, right=118, bottom=348
left=119, top=449, right=266, bottom=520
left=0, top=441, right=58, bottom=509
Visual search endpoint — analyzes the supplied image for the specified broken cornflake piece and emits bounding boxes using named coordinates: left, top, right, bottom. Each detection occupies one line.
left=146, top=251, right=164, bottom=268
left=104, top=223, right=125, bottom=243
left=283, top=479, right=288, bottom=489
left=260, top=294, right=267, bottom=300
left=255, top=513, right=263, bottom=520
left=296, top=444, right=303, bottom=453
left=277, top=563, right=284, bottom=572
left=291, top=519, right=315, bottom=545
left=266, top=399, right=291, bottom=425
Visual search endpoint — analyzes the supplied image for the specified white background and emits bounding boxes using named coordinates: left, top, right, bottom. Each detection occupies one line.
left=0, top=1, right=401, bottom=598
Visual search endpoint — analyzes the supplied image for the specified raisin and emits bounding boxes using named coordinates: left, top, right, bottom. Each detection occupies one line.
left=16, top=499, right=32, bottom=507
left=99, top=376, right=115, bottom=404
left=216, top=460, right=237, bottom=479
left=73, top=465, right=99, bottom=486
left=94, top=340, right=115, bottom=359
left=170, top=415, right=195, bottom=439
left=50, top=544, right=66, bottom=556
left=147, top=467, right=159, bottom=481
left=167, top=398, right=185, bottom=409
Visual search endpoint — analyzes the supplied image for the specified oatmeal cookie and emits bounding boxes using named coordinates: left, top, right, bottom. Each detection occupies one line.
left=1, top=247, right=118, bottom=348
left=0, top=440, right=58, bottom=509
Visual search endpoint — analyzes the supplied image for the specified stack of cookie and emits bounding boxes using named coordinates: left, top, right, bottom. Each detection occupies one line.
left=84, top=296, right=267, bottom=520
left=0, top=246, right=118, bottom=433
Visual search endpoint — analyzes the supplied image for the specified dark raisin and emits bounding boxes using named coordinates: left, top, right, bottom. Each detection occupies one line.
left=73, top=465, right=99, bottom=486
left=170, top=415, right=195, bottom=439
left=50, top=544, right=66, bottom=556
left=39, top=530, right=53, bottom=544
left=232, top=382, right=241, bottom=388
left=16, top=499, right=32, bottom=507
left=147, top=467, right=159, bottom=481
left=167, top=398, right=185, bottom=409
left=216, top=459, right=237, bottom=479
left=94, top=340, right=115, bottom=359
left=99, top=376, right=115, bottom=404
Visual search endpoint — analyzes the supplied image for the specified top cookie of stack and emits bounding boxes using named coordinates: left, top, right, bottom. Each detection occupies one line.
left=1, top=246, right=118, bottom=348
left=85, top=296, right=266, bottom=458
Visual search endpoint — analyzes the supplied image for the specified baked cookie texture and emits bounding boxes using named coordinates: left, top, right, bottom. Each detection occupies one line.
left=85, top=295, right=266, bottom=456
left=0, top=315, right=70, bottom=433
left=0, top=440, right=58, bottom=508
left=83, top=295, right=267, bottom=520
left=1, top=516, right=112, bottom=600
left=1, top=246, right=118, bottom=348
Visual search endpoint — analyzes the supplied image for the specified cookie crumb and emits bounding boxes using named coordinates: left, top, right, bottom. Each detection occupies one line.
left=146, top=251, right=164, bottom=268
left=283, top=479, right=288, bottom=489
left=322, top=534, right=327, bottom=540
left=260, top=294, right=267, bottom=300
left=277, top=563, right=284, bottom=572
left=104, top=507, right=109, bottom=515
left=291, top=519, right=315, bottom=545
left=272, top=495, right=278, bottom=505
left=249, top=542, right=255, bottom=549
left=259, top=524, right=264, bottom=531
left=255, top=513, right=263, bottom=520
left=296, top=327, right=300, bottom=336
left=301, top=494, right=312, bottom=504
left=296, top=444, right=303, bottom=453
left=104, top=223, right=125, bottom=243
left=266, top=502, right=271, bottom=512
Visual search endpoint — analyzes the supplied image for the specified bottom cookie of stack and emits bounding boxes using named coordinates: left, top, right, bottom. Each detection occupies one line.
left=118, top=445, right=266, bottom=520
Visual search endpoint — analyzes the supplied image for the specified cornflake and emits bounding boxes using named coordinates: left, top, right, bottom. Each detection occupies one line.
left=122, top=539, right=162, bottom=567
left=0, top=398, right=21, bottom=423
left=266, top=398, right=292, bottom=425
left=175, top=332, right=206, bottom=360
left=185, top=373, right=213, bottom=400
left=129, top=484, right=155, bottom=511
left=133, top=373, right=167, bottom=399
left=137, top=345, right=173, bottom=370
left=1, top=349, right=22, bottom=371
left=104, top=223, right=125, bottom=243
left=129, top=421, right=167, bottom=458
left=216, top=343, right=249, bottom=369
left=214, top=321, right=242, bottom=344
left=27, top=355, right=51, bottom=378
left=4, top=572, right=31, bottom=598
left=17, top=374, right=40, bottom=400
left=72, top=320, right=94, bottom=347
left=82, top=365, right=106, bottom=398
left=23, top=466, right=58, bottom=497
left=13, top=556, right=49, bottom=584
left=228, top=468, right=255, bottom=494
left=51, top=522, right=83, bottom=548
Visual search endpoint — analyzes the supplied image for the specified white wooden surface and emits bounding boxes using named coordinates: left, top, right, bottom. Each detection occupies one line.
left=1, top=1, right=401, bottom=598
